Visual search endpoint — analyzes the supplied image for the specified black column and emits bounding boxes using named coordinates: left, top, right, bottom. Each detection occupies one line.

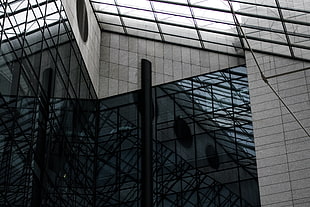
left=31, top=68, right=53, bottom=207
left=141, top=59, right=153, bottom=207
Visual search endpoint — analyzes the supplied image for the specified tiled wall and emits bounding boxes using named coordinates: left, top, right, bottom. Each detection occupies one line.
left=241, top=0, right=310, bottom=205
left=62, top=0, right=101, bottom=95
left=99, top=32, right=244, bottom=98
left=246, top=52, right=310, bottom=207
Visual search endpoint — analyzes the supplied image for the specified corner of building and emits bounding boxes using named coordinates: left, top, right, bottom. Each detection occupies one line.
left=62, top=0, right=101, bottom=96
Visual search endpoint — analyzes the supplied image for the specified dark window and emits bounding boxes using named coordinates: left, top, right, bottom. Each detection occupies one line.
left=76, top=0, right=89, bottom=42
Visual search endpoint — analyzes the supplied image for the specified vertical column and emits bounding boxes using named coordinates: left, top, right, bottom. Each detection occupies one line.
left=141, top=59, right=153, bottom=207
left=31, top=68, right=53, bottom=207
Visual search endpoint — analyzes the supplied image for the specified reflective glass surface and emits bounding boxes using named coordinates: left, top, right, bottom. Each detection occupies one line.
left=97, top=66, right=260, bottom=206
left=0, top=0, right=260, bottom=206
left=0, top=0, right=97, bottom=206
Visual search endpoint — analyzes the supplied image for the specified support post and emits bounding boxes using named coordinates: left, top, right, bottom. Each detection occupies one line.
left=141, top=59, right=153, bottom=207
left=31, top=68, right=53, bottom=207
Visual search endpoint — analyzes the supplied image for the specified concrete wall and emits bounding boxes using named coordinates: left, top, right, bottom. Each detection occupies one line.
left=62, top=0, right=101, bottom=95
left=99, top=32, right=244, bottom=98
left=246, top=52, right=310, bottom=207
left=241, top=0, right=310, bottom=205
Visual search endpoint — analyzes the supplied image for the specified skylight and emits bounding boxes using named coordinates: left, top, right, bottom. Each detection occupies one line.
left=90, top=0, right=241, bottom=54
left=90, top=0, right=310, bottom=61
left=0, top=0, right=63, bottom=40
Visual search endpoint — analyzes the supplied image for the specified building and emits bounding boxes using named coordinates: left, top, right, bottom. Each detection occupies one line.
left=0, top=0, right=310, bottom=206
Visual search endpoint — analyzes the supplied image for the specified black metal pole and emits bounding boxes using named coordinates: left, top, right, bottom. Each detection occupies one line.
left=31, top=68, right=53, bottom=207
left=141, top=59, right=153, bottom=207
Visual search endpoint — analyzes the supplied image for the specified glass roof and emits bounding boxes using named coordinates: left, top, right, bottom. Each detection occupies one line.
left=0, top=0, right=63, bottom=40
left=90, top=0, right=310, bottom=61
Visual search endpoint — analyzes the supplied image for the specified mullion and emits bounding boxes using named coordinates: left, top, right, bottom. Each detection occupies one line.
left=149, top=0, right=165, bottom=41
left=275, top=0, right=295, bottom=57
left=187, top=0, right=204, bottom=49
left=114, top=0, right=127, bottom=34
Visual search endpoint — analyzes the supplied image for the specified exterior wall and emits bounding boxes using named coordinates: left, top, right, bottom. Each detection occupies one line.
left=99, top=32, right=245, bottom=98
left=246, top=52, right=310, bottom=207
left=241, top=0, right=310, bottom=205
left=62, top=0, right=101, bottom=95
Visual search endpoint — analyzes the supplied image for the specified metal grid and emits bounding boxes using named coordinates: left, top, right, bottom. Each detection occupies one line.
left=96, top=66, right=260, bottom=206
left=0, top=0, right=97, bottom=206
left=1, top=1, right=260, bottom=206
left=90, top=0, right=310, bottom=61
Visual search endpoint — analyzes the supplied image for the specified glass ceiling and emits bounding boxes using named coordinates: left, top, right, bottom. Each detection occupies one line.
left=0, top=0, right=63, bottom=40
left=90, top=0, right=310, bottom=61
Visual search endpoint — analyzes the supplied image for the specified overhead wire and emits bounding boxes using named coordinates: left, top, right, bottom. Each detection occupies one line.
left=226, top=0, right=310, bottom=138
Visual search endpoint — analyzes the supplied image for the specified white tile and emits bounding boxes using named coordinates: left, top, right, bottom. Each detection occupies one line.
left=147, top=40, right=155, bottom=56
left=108, top=78, right=119, bottom=96
left=129, top=37, right=138, bottom=53
left=154, top=57, right=164, bottom=74
left=138, top=39, right=147, bottom=54
left=109, top=63, right=119, bottom=79
left=190, top=48, right=200, bottom=65
left=173, top=61, right=182, bottom=80
left=110, top=34, right=120, bottom=49
left=120, top=35, right=129, bottom=51
left=182, top=62, right=191, bottom=78
left=119, top=50, right=129, bottom=66
left=129, top=67, right=138, bottom=84
left=118, top=65, right=129, bottom=81
left=163, top=44, right=173, bottom=60
left=110, top=48, right=119, bottom=64
left=181, top=47, right=190, bottom=63
left=129, top=52, right=138, bottom=68
left=155, top=42, right=164, bottom=58
left=172, top=45, right=182, bottom=61
left=164, top=59, right=173, bottom=76
left=118, top=80, right=128, bottom=94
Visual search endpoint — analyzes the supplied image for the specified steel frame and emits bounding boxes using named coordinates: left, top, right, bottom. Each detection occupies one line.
left=1, top=0, right=260, bottom=206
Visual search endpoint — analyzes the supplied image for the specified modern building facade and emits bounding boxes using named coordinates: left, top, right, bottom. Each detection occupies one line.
left=1, top=0, right=310, bottom=206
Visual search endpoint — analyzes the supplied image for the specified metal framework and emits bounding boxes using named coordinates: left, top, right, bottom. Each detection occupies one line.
left=96, top=66, right=260, bottom=206
left=0, top=0, right=97, bottom=206
left=90, top=0, right=310, bottom=62
left=1, top=0, right=259, bottom=206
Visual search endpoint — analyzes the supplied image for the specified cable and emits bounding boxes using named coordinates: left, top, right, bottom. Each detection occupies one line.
left=226, top=0, right=310, bottom=138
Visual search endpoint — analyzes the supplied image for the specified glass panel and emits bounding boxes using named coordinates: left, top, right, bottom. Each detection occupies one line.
left=153, top=1, right=191, bottom=17
left=93, top=2, right=117, bottom=13
left=158, top=0, right=188, bottom=4
left=100, top=23, right=124, bottom=33
left=126, top=28, right=162, bottom=40
left=119, top=7, right=154, bottom=20
left=157, top=12, right=194, bottom=26
left=117, top=0, right=152, bottom=10
left=293, top=47, right=310, bottom=59
left=289, top=35, right=310, bottom=46
left=161, top=24, right=198, bottom=39
left=97, top=13, right=122, bottom=25
left=123, top=17, right=158, bottom=32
